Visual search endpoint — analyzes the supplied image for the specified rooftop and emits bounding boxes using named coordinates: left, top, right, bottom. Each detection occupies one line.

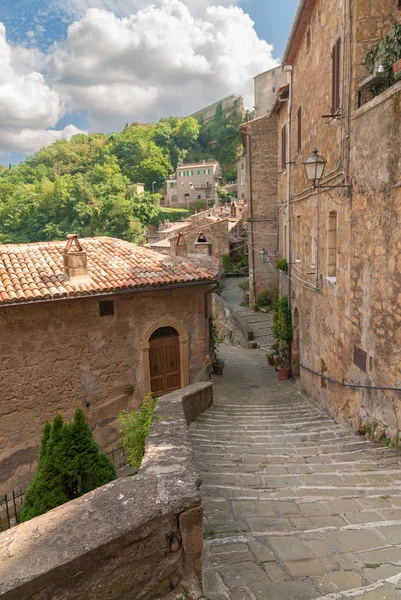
left=0, top=236, right=217, bottom=306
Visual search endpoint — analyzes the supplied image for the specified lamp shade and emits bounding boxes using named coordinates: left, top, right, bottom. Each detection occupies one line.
left=303, top=148, right=326, bottom=182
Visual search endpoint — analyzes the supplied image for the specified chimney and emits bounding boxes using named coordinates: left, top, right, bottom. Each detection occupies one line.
left=63, top=234, right=88, bottom=279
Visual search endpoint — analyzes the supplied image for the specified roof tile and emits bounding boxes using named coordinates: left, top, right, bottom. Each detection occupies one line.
left=0, top=236, right=217, bottom=306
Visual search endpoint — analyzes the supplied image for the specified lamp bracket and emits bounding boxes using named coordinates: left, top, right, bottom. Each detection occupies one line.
left=314, top=182, right=352, bottom=194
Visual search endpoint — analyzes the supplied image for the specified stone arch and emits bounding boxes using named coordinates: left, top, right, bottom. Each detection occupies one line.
left=292, top=307, right=300, bottom=377
left=175, top=233, right=187, bottom=258
left=140, top=317, right=189, bottom=394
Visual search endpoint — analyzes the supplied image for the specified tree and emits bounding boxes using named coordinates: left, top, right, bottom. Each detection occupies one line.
left=20, top=409, right=116, bottom=522
left=131, top=192, right=162, bottom=227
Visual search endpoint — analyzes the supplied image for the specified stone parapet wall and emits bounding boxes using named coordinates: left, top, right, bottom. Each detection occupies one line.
left=0, top=382, right=213, bottom=600
left=212, top=293, right=253, bottom=349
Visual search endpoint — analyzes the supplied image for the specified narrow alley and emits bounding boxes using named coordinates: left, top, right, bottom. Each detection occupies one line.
left=190, top=346, right=401, bottom=600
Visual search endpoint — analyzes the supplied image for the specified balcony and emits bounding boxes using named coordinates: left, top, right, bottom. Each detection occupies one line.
left=358, top=25, right=401, bottom=108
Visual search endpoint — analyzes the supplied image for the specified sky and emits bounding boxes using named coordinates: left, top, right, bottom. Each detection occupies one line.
left=0, top=0, right=299, bottom=165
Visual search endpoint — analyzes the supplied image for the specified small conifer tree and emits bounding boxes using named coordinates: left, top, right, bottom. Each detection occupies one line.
left=20, top=409, right=116, bottom=522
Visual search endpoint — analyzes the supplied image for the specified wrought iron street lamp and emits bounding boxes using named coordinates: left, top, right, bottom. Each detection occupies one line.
left=303, top=148, right=351, bottom=193
left=152, top=181, right=156, bottom=194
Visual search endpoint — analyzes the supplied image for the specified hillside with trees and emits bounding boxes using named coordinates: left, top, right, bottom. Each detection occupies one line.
left=0, top=102, right=245, bottom=245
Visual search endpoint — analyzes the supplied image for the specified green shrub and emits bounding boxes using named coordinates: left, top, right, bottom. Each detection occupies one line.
left=238, top=280, right=249, bottom=292
left=118, top=394, right=158, bottom=469
left=273, top=295, right=292, bottom=342
left=276, top=259, right=288, bottom=272
left=221, top=254, right=234, bottom=273
left=256, top=292, right=272, bottom=308
left=20, top=409, right=116, bottom=522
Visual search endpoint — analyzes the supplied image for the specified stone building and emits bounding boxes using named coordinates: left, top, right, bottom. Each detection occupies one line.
left=254, top=67, right=287, bottom=119
left=237, top=156, right=247, bottom=201
left=0, top=235, right=216, bottom=493
left=190, top=94, right=245, bottom=125
left=275, top=0, right=401, bottom=436
left=165, top=160, right=222, bottom=207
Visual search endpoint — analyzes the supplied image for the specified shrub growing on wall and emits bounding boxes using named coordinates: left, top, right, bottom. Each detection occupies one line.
left=118, top=394, right=158, bottom=469
left=272, top=295, right=292, bottom=343
left=20, top=409, right=116, bottom=522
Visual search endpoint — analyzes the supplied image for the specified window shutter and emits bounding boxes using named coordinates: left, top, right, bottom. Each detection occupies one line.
left=297, top=107, right=302, bottom=152
left=332, top=38, right=341, bottom=114
left=281, top=124, right=287, bottom=170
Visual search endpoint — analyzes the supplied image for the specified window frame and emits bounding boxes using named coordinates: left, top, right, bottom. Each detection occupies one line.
left=331, top=37, right=342, bottom=115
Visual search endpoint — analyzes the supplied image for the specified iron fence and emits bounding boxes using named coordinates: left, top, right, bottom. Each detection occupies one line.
left=0, top=446, right=130, bottom=531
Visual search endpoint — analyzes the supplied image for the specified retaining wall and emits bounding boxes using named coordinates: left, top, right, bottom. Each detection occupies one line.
left=0, top=382, right=213, bottom=600
left=212, top=293, right=253, bottom=349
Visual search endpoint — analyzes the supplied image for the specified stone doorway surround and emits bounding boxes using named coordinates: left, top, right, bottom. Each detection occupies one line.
left=141, top=317, right=189, bottom=394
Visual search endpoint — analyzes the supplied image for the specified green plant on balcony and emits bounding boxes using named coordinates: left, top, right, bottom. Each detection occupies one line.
left=362, top=25, right=401, bottom=88
left=276, top=259, right=288, bottom=272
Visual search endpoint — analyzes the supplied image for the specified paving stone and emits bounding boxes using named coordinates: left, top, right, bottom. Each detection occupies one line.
left=219, top=561, right=269, bottom=588
left=364, top=564, right=401, bottom=581
left=231, top=500, right=277, bottom=518
left=303, top=537, right=334, bottom=557
left=326, top=529, right=385, bottom=552
left=248, top=539, right=276, bottom=562
left=350, top=586, right=400, bottom=600
left=263, top=561, right=288, bottom=582
left=327, top=499, right=362, bottom=514
left=249, top=580, right=320, bottom=600
left=247, top=517, right=292, bottom=532
left=277, top=501, right=301, bottom=516
left=343, top=511, right=384, bottom=525
left=285, top=559, right=327, bottom=577
left=377, top=524, right=401, bottom=544
left=299, top=502, right=331, bottom=517
left=358, top=547, right=401, bottom=564
left=269, top=536, right=315, bottom=561
left=321, top=570, right=362, bottom=592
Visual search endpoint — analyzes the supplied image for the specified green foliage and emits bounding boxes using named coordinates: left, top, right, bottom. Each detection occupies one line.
left=20, top=409, right=116, bottom=522
left=266, top=342, right=280, bottom=360
left=276, top=259, right=288, bottom=272
left=256, top=292, right=272, bottom=308
left=272, top=296, right=292, bottom=343
left=238, top=280, right=249, bottom=292
left=217, top=186, right=231, bottom=204
left=209, top=316, right=220, bottom=354
left=118, top=394, right=158, bottom=469
left=221, top=253, right=248, bottom=274
left=363, top=25, right=401, bottom=74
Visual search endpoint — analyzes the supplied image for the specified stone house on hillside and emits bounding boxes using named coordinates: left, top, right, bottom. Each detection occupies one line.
left=164, top=160, right=222, bottom=207
left=0, top=235, right=217, bottom=493
left=275, top=0, right=401, bottom=436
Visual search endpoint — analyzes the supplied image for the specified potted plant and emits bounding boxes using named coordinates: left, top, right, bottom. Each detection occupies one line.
left=276, top=348, right=290, bottom=381
left=266, top=342, right=280, bottom=366
left=276, top=259, right=288, bottom=272
left=212, top=357, right=225, bottom=375
left=252, top=303, right=259, bottom=312
left=238, top=280, right=250, bottom=304
left=124, top=383, right=135, bottom=395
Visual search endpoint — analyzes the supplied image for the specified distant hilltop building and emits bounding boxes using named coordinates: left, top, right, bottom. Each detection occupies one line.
left=254, top=67, right=287, bottom=119
left=163, top=160, right=222, bottom=207
left=190, top=95, right=245, bottom=125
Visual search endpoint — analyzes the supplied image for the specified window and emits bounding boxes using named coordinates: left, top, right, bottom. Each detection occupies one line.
left=398, top=0, right=401, bottom=9
left=307, top=28, right=311, bottom=50
left=327, top=211, right=337, bottom=277
left=281, top=124, right=287, bottom=170
left=197, top=169, right=201, bottom=175
left=295, top=216, right=301, bottom=261
left=297, top=106, right=302, bottom=152
left=311, top=229, right=316, bottom=266
left=331, top=38, right=342, bottom=114
left=283, top=224, right=287, bottom=260
left=172, top=195, right=177, bottom=203
left=99, top=300, right=114, bottom=316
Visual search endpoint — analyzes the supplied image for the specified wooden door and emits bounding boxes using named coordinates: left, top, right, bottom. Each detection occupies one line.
left=149, top=334, right=180, bottom=395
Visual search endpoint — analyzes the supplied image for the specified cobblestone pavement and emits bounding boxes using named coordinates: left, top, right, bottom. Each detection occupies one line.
left=190, top=345, right=401, bottom=600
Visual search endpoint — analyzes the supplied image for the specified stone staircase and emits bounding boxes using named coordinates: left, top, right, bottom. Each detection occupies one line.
left=235, top=306, right=275, bottom=351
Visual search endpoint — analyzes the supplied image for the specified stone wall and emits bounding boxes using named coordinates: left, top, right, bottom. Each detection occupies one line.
left=0, top=285, right=211, bottom=494
left=0, top=382, right=213, bottom=600
left=212, top=293, right=253, bottom=349
left=254, top=68, right=286, bottom=119
left=244, top=115, right=279, bottom=305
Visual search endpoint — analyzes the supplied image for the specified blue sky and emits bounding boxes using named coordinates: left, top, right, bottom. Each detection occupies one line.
left=0, top=0, right=299, bottom=165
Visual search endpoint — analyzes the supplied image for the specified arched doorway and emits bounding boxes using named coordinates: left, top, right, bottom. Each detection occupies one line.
left=149, top=327, right=180, bottom=396
left=292, top=307, right=300, bottom=376
left=141, top=318, right=189, bottom=395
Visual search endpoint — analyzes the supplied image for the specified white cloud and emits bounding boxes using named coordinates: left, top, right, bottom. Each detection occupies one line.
left=49, top=0, right=278, bottom=131
left=0, top=23, right=83, bottom=155
left=0, top=125, right=87, bottom=154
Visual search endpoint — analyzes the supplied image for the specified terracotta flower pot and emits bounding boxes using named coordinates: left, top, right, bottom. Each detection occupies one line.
left=268, top=356, right=275, bottom=366
left=213, top=363, right=225, bottom=375
left=393, top=58, right=401, bottom=79
left=277, top=368, right=290, bottom=381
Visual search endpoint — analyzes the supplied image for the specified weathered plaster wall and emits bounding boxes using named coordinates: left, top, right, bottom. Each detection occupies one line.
left=254, top=68, right=287, bottom=119
left=0, top=382, right=213, bottom=600
left=212, top=293, right=253, bottom=349
left=245, top=115, right=279, bottom=305
left=0, top=285, right=210, bottom=494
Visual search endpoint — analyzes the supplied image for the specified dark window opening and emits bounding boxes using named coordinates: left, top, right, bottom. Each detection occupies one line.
left=307, top=28, right=311, bottom=49
left=281, top=123, right=287, bottom=170
left=150, top=326, right=178, bottom=340
left=99, top=300, right=114, bottom=316
left=331, top=38, right=342, bottom=114
left=354, top=346, right=367, bottom=373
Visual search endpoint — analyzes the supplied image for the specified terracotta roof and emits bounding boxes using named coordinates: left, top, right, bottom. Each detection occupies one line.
left=0, top=237, right=217, bottom=306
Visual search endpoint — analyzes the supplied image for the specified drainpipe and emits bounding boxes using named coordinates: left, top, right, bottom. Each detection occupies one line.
left=284, top=66, right=293, bottom=313
left=241, top=130, right=256, bottom=304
